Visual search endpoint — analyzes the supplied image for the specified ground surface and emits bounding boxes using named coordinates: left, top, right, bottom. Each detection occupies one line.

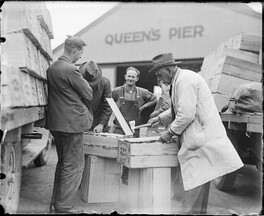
left=17, top=143, right=262, bottom=215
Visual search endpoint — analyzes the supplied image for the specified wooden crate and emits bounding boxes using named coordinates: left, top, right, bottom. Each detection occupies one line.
left=1, top=2, right=40, bottom=39
left=229, top=32, right=262, bottom=53
left=83, top=132, right=128, bottom=158
left=1, top=65, right=24, bottom=108
left=123, top=167, right=172, bottom=214
left=213, top=56, right=262, bottom=82
left=81, top=132, right=131, bottom=204
left=118, top=136, right=179, bottom=168
left=80, top=155, right=121, bottom=203
left=18, top=71, right=35, bottom=107
left=2, top=32, right=41, bottom=75
left=210, top=74, right=251, bottom=96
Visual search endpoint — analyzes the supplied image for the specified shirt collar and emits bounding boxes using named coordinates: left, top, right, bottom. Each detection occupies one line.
left=58, top=55, right=72, bottom=64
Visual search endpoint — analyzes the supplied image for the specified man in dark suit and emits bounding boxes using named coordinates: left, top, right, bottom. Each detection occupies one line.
left=46, top=36, right=93, bottom=213
left=79, top=61, right=112, bottom=133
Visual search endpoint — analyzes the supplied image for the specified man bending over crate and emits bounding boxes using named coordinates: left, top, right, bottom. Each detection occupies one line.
left=147, top=53, right=243, bottom=214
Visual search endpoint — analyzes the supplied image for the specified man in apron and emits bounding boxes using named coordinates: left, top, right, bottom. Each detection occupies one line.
left=112, top=66, right=157, bottom=184
left=112, top=66, right=157, bottom=137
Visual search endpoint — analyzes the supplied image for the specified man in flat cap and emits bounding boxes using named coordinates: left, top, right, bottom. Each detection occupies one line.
left=46, top=36, right=93, bottom=213
left=79, top=61, right=112, bottom=133
left=147, top=53, right=243, bottom=214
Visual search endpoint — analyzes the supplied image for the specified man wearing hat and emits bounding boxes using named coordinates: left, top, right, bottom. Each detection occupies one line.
left=46, top=36, right=93, bottom=213
left=79, top=61, right=112, bottom=133
left=147, top=53, right=243, bottom=214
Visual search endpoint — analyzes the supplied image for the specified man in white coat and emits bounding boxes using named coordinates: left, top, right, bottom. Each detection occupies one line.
left=147, top=53, right=243, bottom=214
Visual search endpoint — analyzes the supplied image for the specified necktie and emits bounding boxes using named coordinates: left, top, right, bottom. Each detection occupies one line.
left=169, top=85, right=176, bottom=120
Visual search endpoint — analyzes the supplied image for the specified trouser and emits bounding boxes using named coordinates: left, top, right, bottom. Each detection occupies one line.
left=174, top=166, right=210, bottom=214
left=50, top=131, right=84, bottom=211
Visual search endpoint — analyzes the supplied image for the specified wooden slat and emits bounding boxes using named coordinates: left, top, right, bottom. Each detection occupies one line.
left=80, top=155, right=120, bottom=203
left=127, top=168, right=171, bottom=214
left=22, top=127, right=49, bottom=168
left=106, top=98, right=133, bottom=136
left=130, top=143, right=179, bottom=156
left=210, top=74, right=251, bottom=96
left=1, top=107, right=46, bottom=131
left=220, top=113, right=263, bottom=124
left=83, top=145, right=117, bottom=158
left=220, top=48, right=259, bottom=64
left=128, top=155, right=178, bottom=168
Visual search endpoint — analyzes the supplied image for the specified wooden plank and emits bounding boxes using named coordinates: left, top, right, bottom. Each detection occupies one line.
left=81, top=155, right=120, bottom=203
left=152, top=168, right=171, bottom=214
left=230, top=33, right=262, bottom=53
left=220, top=48, right=259, bottom=64
left=127, top=169, right=141, bottom=213
left=220, top=113, right=263, bottom=124
left=130, top=143, right=179, bottom=156
left=247, top=123, right=263, bottom=133
left=83, top=145, right=117, bottom=158
left=22, top=127, right=49, bottom=168
left=127, top=168, right=171, bottom=214
left=1, top=107, right=46, bottom=131
left=106, top=98, right=133, bottom=136
left=214, top=56, right=262, bottom=81
left=210, top=74, right=251, bottom=96
left=1, top=65, right=25, bottom=108
left=128, top=155, right=178, bottom=168
left=2, top=32, right=41, bottom=74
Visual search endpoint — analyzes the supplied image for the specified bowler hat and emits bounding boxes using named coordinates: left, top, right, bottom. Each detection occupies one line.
left=79, top=61, right=102, bottom=85
left=148, top=53, right=181, bottom=73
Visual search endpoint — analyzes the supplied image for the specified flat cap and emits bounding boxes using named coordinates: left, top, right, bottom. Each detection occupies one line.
left=65, top=35, right=87, bottom=46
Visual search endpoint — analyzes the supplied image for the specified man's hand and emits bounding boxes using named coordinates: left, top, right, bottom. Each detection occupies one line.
left=147, top=116, right=161, bottom=128
left=150, top=110, right=160, bottom=118
left=93, top=124, right=104, bottom=133
left=159, top=130, right=173, bottom=143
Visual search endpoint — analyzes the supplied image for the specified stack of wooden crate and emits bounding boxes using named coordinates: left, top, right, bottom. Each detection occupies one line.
left=200, top=32, right=262, bottom=111
left=1, top=2, right=53, bottom=109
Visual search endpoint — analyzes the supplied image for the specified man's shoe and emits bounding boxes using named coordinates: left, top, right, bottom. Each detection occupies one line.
left=54, top=207, right=84, bottom=214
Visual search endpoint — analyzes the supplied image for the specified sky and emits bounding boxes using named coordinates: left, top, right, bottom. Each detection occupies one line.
left=45, top=1, right=119, bottom=49
left=46, top=1, right=262, bottom=50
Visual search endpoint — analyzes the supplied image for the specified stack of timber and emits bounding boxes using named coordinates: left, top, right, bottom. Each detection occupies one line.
left=117, top=136, right=179, bottom=214
left=1, top=2, right=53, bottom=130
left=200, top=32, right=262, bottom=111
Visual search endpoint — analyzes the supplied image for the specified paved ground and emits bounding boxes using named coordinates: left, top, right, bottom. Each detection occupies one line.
left=18, top=143, right=262, bottom=215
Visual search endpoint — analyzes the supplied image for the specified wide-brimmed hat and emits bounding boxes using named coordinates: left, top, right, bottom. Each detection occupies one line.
left=79, top=61, right=102, bottom=85
left=148, top=53, right=181, bottom=73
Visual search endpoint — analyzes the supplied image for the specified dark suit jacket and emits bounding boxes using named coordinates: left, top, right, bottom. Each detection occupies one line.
left=88, top=77, right=112, bottom=131
left=46, top=55, right=93, bottom=133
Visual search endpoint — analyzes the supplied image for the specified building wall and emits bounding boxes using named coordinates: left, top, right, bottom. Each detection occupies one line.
left=53, top=3, right=262, bottom=64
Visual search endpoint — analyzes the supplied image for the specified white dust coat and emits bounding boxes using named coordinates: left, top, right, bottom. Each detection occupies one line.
left=159, top=68, right=244, bottom=191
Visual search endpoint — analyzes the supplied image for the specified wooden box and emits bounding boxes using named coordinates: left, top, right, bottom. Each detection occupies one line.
left=1, top=2, right=40, bottom=39
left=35, top=79, right=46, bottom=106
left=2, top=32, right=41, bottom=75
left=122, top=167, right=173, bottom=214
left=83, top=132, right=128, bottom=158
left=118, top=136, right=179, bottom=168
left=81, top=155, right=121, bottom=203
left=1, top=65, right=24, bottom=108
left=213, top=56, right=262, bottom=82
left=81, top=132, right=131, bottom=204
left=228, top=32, right=262, bottom=54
